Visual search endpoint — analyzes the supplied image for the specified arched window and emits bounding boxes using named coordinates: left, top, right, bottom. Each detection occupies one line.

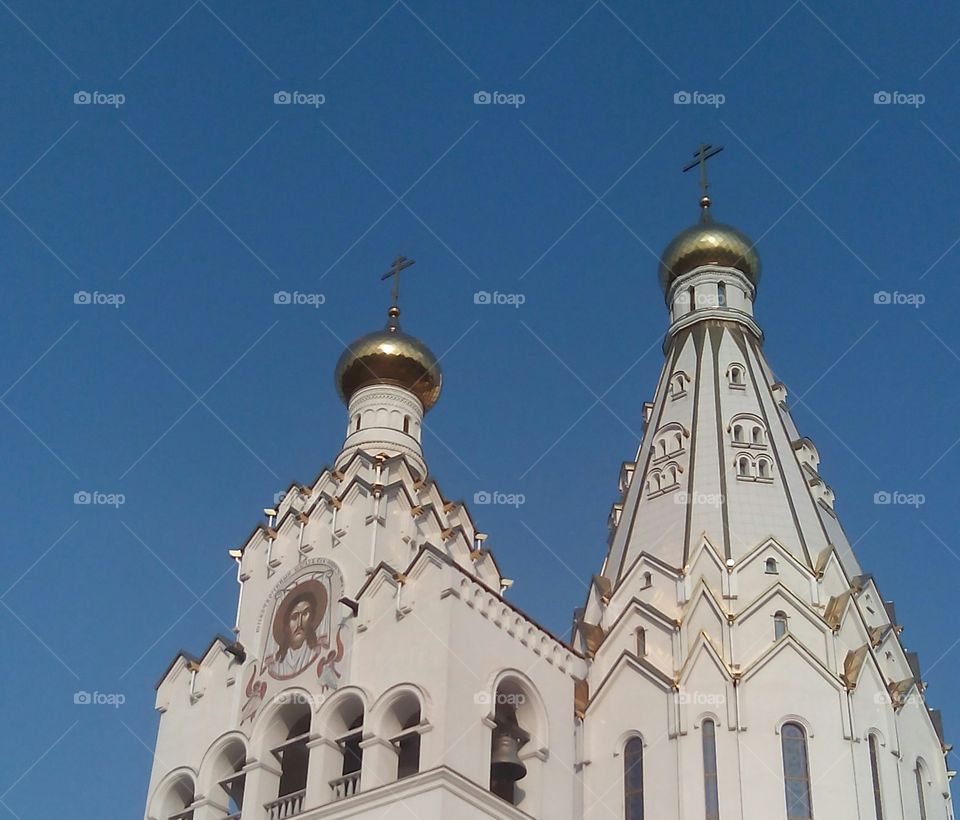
left=758, top=458, right=772, bottom=479
left=354, top=414, right=361, bottom=432
left=674, top=431, right=683, bottom=452
left=774, top=611, right=788, bottom=640
left=642, top=572, right=652, bottom=589
left=403, top=415, right=410, bottom=434
left=624, top=737, right=644, bottom=820
left=153, top=775, right=195, bottom=820
left=729, top=366, right=743, bottom=386
left=782, top=722, right=812, bottom=819
left=636, top=627, right=646, bottom=657
left=752, top=426, right=763, bottom=445
left=733, top=424, right=744, bottom=443
left=915, top=762, right=928, bottom=820
left=210, top=739, right=246, bottom=820
left=868, top=734, right=884, bottom=820
left=737, top=457, right=751, bottom=477
left=765, top=557, right=778, bottom=574
left=702, top=719, right=719, bottom=820
left=384, top=694, right=422, bottom=781
left=270, top=712, right=310, bottom=818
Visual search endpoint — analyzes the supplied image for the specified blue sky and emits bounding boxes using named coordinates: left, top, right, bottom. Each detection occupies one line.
left=0, top=1, right=958, bottom=816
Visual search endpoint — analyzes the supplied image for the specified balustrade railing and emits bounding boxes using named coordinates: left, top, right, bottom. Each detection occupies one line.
left=330, top=771, right=361, bottom=800
left=264, top=789, right=306, bottom=820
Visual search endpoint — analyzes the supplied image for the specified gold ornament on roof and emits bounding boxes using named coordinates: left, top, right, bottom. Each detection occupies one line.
left=658, top=144, right=761, bottom=293
left=334, top=255, right=443, bottom=411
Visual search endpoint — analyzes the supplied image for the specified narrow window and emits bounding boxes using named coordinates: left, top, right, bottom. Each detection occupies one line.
left=354, top=414, right=361, bottom=432
left=733, top=425, right=744, bottom=442
left=636, top=627, right=646, bottom=656
left=738, top=457, right=750, bottom=477
left=624, top=737, right=644, bottom=820
left=774, top=611, right=788, bottom=640
left=915, top=763, right=927, bottom=820
left=782, top=723, right=812, bottom=819
left=752, top=426, right=763, bottom=445
left=642, top=572, right=652, bottom=589
left=765, top=557, right=778, bottom=574
left=759, top=459, right=771, bottom=479
left=869, top=735, right=884, bottom=820
left=688, top=286, right=696, bottom=312
left=717, top=282, right=727, bottom=307
left=702, top=719, right=720, bottom=820
left=674, top=432, right=683, bottom=452
left=730, top=367, right=743, bottom=385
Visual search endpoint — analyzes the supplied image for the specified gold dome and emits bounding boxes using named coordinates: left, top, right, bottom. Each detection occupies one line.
left=658, top=206, right=760, bottom=293
left=335, top=310, right=442, bottom=411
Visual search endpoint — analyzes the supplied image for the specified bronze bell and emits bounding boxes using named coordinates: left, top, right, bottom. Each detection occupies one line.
left=491, top=729, right=527, bottom=782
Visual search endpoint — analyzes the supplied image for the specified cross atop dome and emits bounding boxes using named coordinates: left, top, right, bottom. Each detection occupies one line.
left=682, top=143, right=724, bottom=217
left=380, top=254, right=416, bottom=328
left=657, top=145, right=760, bottom=294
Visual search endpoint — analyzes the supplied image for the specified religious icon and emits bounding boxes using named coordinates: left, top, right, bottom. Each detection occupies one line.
left=240, top=561, right=350, bottom=724
left=264, top=578, right=328, bottom=680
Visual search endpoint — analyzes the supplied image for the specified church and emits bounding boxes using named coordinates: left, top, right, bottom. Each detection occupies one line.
left=142, top=153, right=954, bottom=820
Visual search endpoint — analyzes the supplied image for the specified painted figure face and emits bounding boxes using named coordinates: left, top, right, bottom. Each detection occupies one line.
left=288, top=599, right=313, bottom=649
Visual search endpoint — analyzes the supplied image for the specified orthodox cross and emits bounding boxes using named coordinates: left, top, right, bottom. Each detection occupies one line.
left=682, top=143, right=724, bottom=202
left=381, top=254, right=416, bottom=312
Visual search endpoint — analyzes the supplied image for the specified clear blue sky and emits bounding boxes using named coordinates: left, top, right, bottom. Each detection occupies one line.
left=1, top=1, right=958, bottom=816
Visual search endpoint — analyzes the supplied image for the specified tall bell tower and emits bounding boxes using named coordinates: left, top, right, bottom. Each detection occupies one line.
left=143, top=259, right=583, bottom=820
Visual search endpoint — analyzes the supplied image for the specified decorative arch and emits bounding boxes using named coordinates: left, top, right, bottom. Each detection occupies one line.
left=485, top=669, right=550, bottom=811
left=729, top=413, right=767, bottom=449
left=197, top=731, right=248, bottom=796
left=487, top=669, right=549, bottom=751
left=316, top=686, right=368, bottom=801
left=370, top=683, right=428, bottom=782
left=315, top=685, right=370, bottom=738
left=368, top=683, right=430, bottom=737
left=614, top=728, right=646, bottom=755
left=693, top=711, right=723, bottom=729
left=147, top=767, right=197, bottom=820
left=775, top=714, right=815, bottom=738
left=652, top=422, right=689, bottom=462
left=670, top=371, right=690, bottom=399
left=726, top=362, right=746, bottom=387
left=250, top=686, right=316, bottom=752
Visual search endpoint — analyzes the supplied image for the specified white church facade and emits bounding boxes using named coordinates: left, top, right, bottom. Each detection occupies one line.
left=143, top=183, right=954, bottom=820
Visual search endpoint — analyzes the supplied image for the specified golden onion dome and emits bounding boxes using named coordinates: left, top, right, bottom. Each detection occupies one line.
left=335, top=308, right=443, bottom=411
left=658, top=199, right=760, bottom=294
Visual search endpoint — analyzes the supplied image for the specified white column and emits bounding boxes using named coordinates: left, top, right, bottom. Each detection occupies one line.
left=239, top=758, right=280, bottom=818
left=304, top=736, right=341, bottom=807
left=359, top=736, right=398, bottom=790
